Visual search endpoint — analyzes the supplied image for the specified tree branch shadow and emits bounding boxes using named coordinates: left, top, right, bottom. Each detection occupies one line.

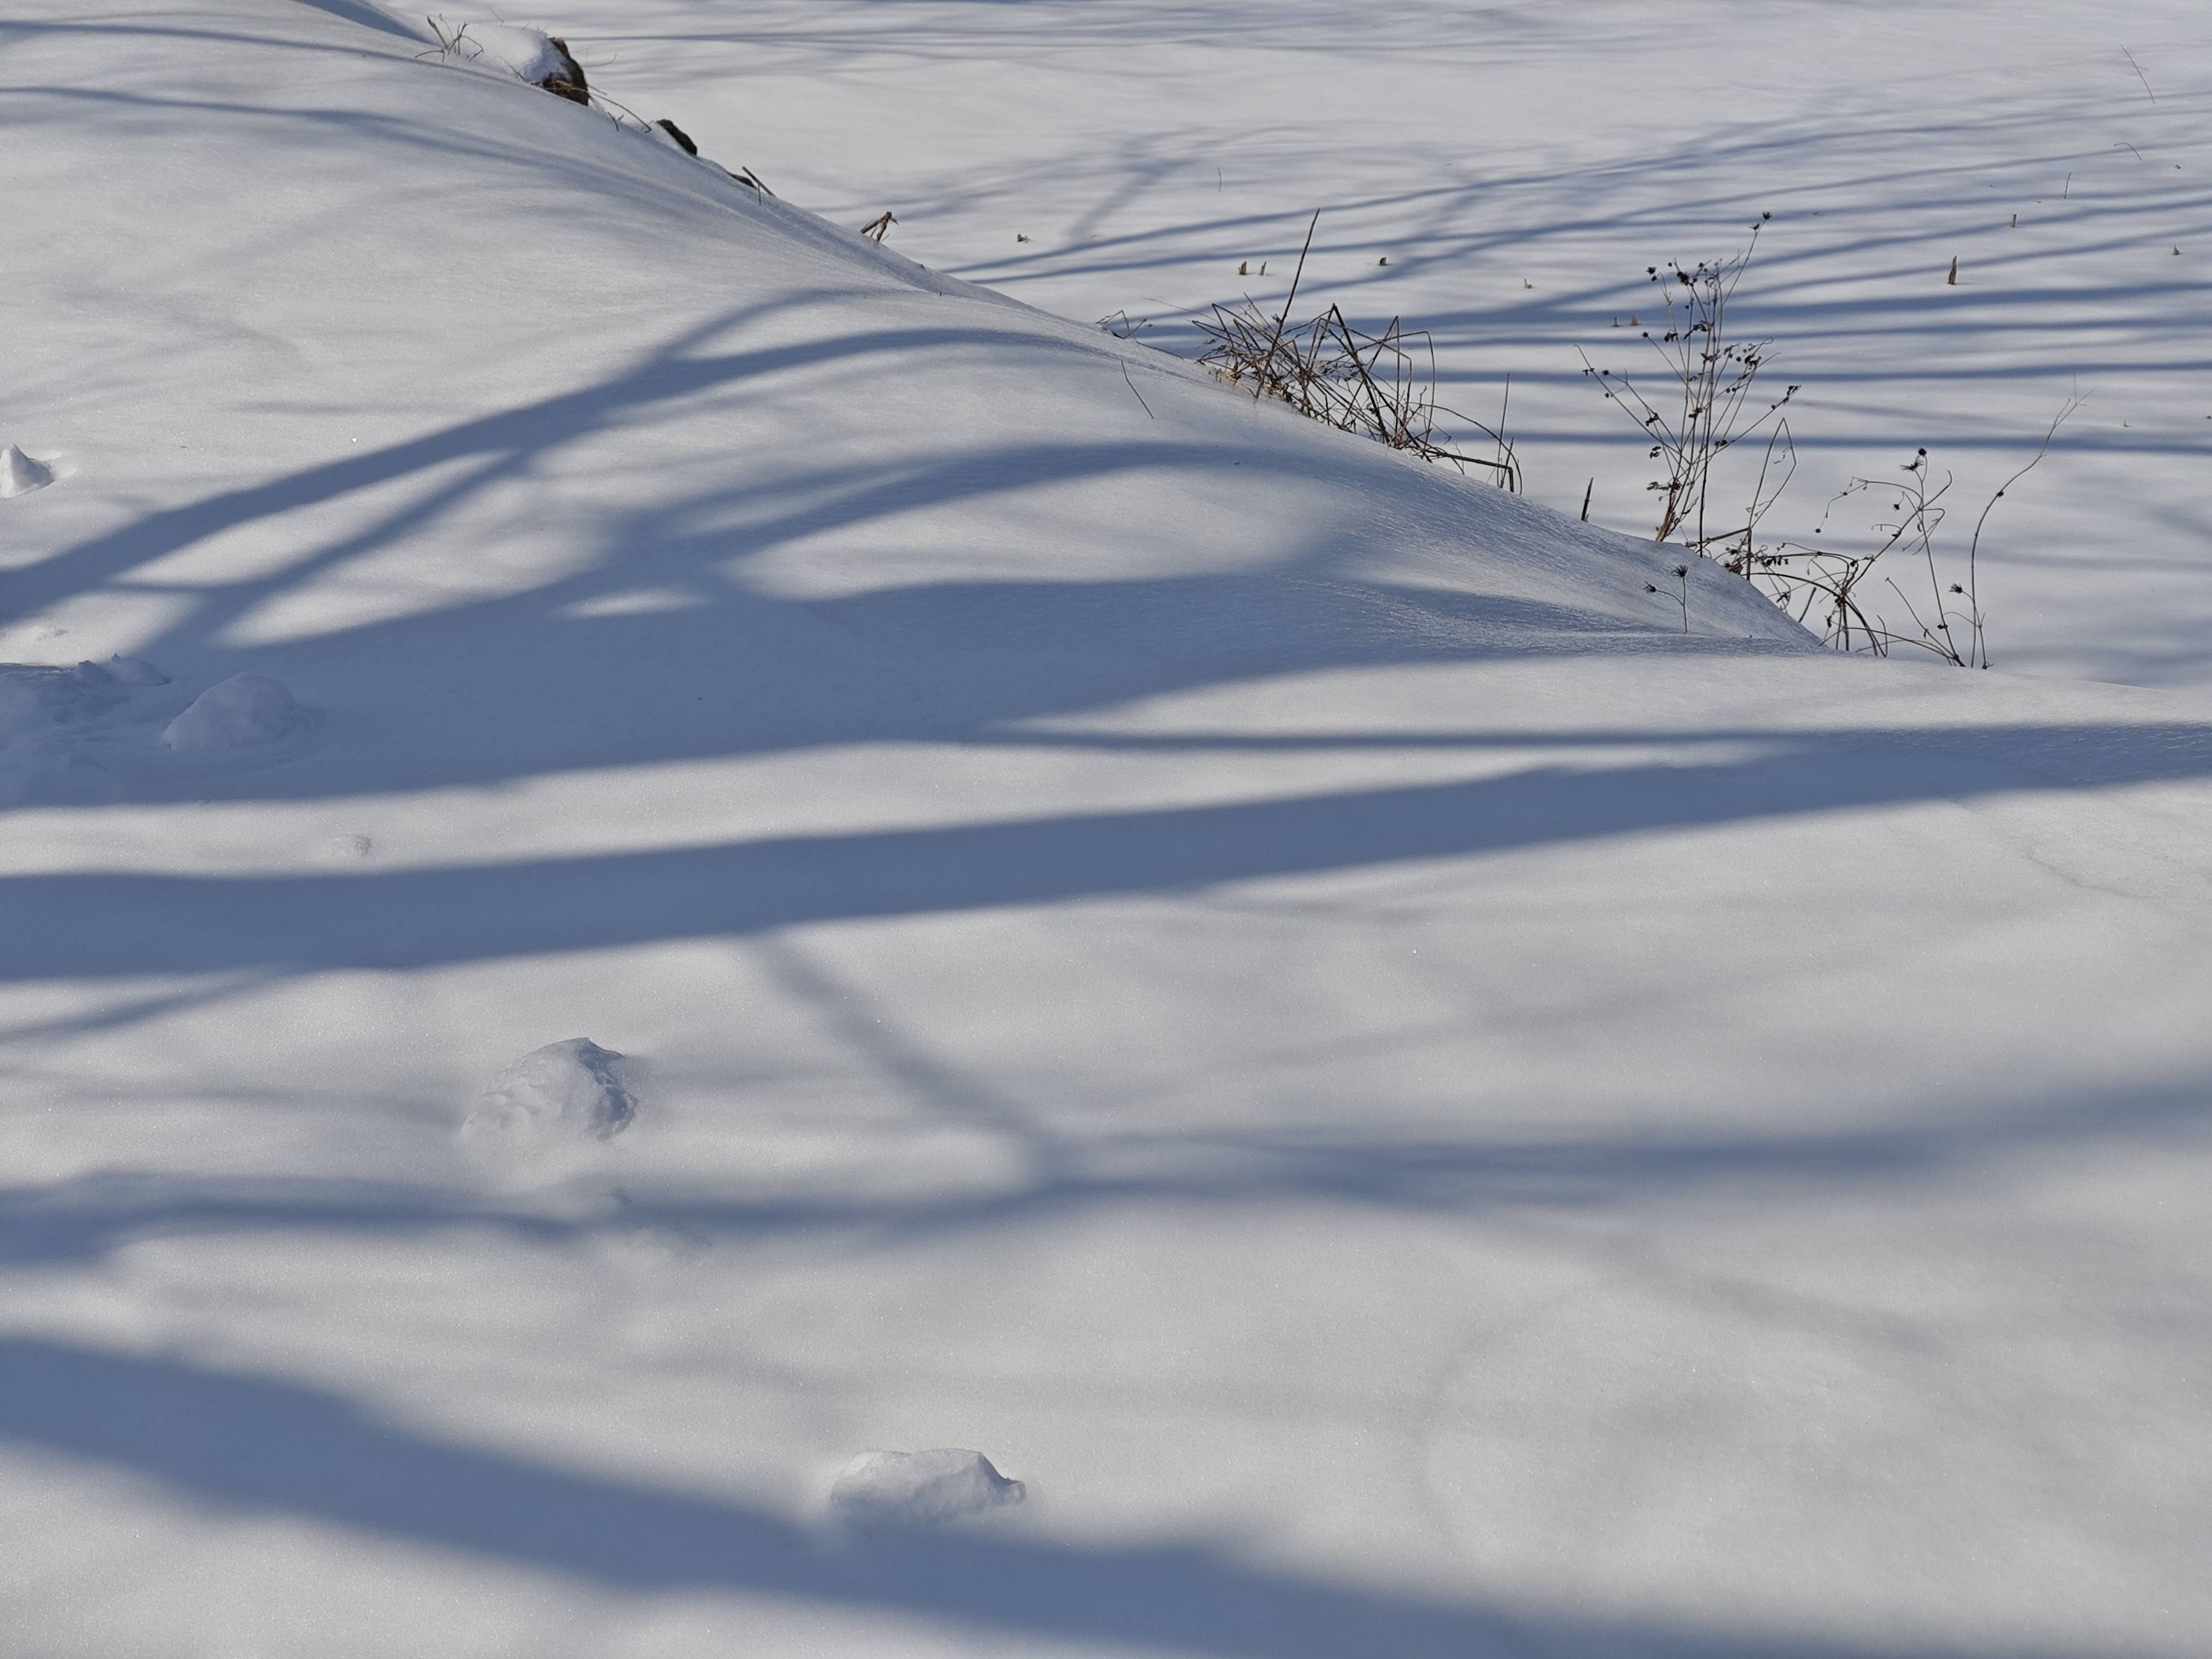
left=3, top=717, right=2208, bottom=983
left=0, top=1331, right=2157, bottom=1659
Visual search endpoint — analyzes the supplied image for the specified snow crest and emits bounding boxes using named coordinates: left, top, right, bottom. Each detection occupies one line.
left=828, top=1449, right=1027, bottom=1534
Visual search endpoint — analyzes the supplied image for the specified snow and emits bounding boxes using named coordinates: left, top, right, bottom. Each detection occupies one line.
left=160, top=672, right=311, bottom=752
left=465, top=1036, right=638, bottom=1142
left=429, top=20, right=574, bottom=89
left=1, top=443, right=55, bottom=498
left=0, top=658, right=176, bottom=803
left=829, top=1448, right=1028, bottom=1534
left=518, top=0, right=2212, bottom=690
left=0, top=662, right=126, bottom=744
left=1, top=2, right=2209, bottom=1657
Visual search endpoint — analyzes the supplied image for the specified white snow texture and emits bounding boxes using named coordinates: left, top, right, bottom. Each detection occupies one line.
left=830, top=1449, right=1027, bottom=1533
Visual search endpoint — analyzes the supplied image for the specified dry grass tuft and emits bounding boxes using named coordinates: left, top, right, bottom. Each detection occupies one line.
left=1193, top=214, right=1519, bottom=488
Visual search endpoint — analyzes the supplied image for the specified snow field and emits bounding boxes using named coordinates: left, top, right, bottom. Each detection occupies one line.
left=0, top=3, right=2209, bottom=1657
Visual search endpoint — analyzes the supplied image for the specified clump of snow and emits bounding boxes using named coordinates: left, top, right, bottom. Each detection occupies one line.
left=101, top=655, right=168, bottom=686
left=160, top=673, right=309, bottom=751
left=0, top=443, right=53, bottom=497
left=436, top=21, right=575, bottom=89
left=828, top=1449, right=1027, bottom=1534
left=464, top=1037, right=637, bottom=1142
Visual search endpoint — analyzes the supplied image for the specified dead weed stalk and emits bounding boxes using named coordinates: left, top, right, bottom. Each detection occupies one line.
left=1580, top=219, right=1798, bottom=545
left=1738, top=400, right=2079, bottom=666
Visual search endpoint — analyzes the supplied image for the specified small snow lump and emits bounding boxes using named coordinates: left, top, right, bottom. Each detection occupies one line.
left=466, top=1037, right=636, bottom=1142
left=828, top=1448, right=1026, bottom=1533
left=1, top=444, right=53, bottom=498
left=103, top=655, right=168, bottom=686
left=451, top=23, right=588, bottom=102
left=162, top=673, right=308, bottom=751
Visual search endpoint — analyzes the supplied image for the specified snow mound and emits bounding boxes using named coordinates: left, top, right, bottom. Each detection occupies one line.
left=102, top=654, right=168, bottom=686
left=0, top=660, right=136, bottom=743
left=828, top=1448, right=1027, bottom=1533
left=441, top=22, right=578, bottom=90
left=160, top=673, right=309, bottom=751
left=464, top=1037, right=637, bottom=1142
left=0, top=443, right=53, bottom=497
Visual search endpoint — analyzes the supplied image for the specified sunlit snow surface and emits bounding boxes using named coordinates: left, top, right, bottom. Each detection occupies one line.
left=521, top=0, right=2212, bottom=690
left=2, top=4, right=2210, bottom=1657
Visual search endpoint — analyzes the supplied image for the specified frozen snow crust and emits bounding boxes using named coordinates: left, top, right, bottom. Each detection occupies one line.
left=3, top=4, right=2211, bottom=1658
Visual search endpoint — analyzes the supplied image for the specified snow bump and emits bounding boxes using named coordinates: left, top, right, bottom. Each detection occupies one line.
left=103, top=655, right=169, bottom=686
left=441, top=22, right=588, bottom=101
left=161, top=673, right=310, bottom=752
left=466, top=1037, right=637, bottom=1143
left=828, top=1448, right=1027, bottom=1534
left=0, top=444, right=53, bottom=497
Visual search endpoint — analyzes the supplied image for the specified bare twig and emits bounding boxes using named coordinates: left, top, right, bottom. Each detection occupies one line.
left=1256, top=211, right=1322, bottom=401
left=1097, top=311, right=1151, bottom=341
left=1119, top=360, right=1155, bottom=420
left=419, top=15, right=471, bottom=59
left=2120, top=44, right=2158, bottom=103
left=1963, top=396, right=2081, bottom=666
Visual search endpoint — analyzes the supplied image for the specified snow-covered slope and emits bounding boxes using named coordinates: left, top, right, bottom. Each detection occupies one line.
left=3, top=4, right=2211, bottom=1657
left=517, top=0, right=2212, bottom=690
